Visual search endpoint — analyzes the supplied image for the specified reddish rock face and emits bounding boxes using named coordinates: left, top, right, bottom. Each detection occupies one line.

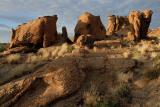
left=106, top=15, right=130, bottom=35
left=128, top=9, right=153, bottom=40
left=9, top=15, right=58, bottom=49
left=74, top=12, right=106, bottom=42
left=106, top=9, right=153, bottom=41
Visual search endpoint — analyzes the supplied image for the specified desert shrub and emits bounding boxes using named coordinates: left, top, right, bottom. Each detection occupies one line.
left=0, top=45, right=5, bottom=52
left=150, top=52, right=158, bottom=59
left=0, top=63, right=37, bottom=84
left=6, top=53, right=21, bottom=63
left=26, top=53, right=45, bottom=63
left=120, top=39, right=135, bottom=47
left=97, top=100, right=118, bottom=107
left=117, top=72, right=133, bottom=83
left=123, top=51, right=130, bottom=58
left=145, top=70, right=160, bottom=80
left=152, top=55, right=160, bottom=68
left=37, top=43, right=74, bottom=60
left=143, top=55, right=160, bottom=80
left=67, top=45, right=75, bottom=53
left=83, top=82, right=118, bottom=107
left=83, top=83, right=100, bottom=107
left=131, top=51, right=142, bottom=60
left=115, top=83, right=132, bottom=103
left=136, top=41, right=150, bottom=55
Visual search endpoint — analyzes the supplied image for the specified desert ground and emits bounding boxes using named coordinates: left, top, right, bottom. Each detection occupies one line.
left=0, top=10, right=160, bottom=107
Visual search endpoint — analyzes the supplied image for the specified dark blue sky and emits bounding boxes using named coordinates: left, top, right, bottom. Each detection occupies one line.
left=0, top=0, right=160, bottom=42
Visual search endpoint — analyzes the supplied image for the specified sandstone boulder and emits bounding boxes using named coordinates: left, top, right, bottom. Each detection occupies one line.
left=76, top=35, right=95, bottom=48
left=9, top=15, right=58, bottom=49
left=128, top=9, right=153, bottom=40
left=74, top=12, right=106, bottom=42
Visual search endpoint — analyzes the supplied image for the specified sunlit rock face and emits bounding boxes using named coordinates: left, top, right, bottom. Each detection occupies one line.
left=74, top=12, right=106, bottom=42
left=106, top=9, right=153, bottom=41
left=9, top=15, right=58, bottom=49
left=106, top=15, right=130, bottom=35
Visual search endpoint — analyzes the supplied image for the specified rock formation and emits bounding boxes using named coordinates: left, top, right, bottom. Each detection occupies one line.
left=9, top=15, right=58, bottom=49
left=106, top=15, right=130, bottom=35
left=106, top=9, right=153, bottom=41
left=62, top=26, right=73, bottom=44
left=76, top=35, right=95, bottom=48
left=128, top=9, right=153, bottom=40
left=74, top=12, right=106, bottom=42
left=0, top=59, right=85, bottom=107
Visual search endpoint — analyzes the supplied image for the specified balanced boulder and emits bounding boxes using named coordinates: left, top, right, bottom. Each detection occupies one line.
left=9, top=15, right=58, bottom=49
left=74, top=12, right=106, bottom=42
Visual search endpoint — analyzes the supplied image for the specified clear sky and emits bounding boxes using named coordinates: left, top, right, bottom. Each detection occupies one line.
left=0, top=0, right=160, bottom=43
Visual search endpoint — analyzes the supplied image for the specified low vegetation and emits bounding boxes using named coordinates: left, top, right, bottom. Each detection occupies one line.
left=115, top=83, right=132, bottom=103
left=6, top=53, right=21, bottom=63
left=0, top=63, right=38, bottom=84
left=0, top=44, right=6, bottom=52
left=1, top=33, right=160, bottom=107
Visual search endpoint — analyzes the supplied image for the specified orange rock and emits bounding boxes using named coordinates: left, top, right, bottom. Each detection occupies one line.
left=128, top=9, right=153, bottom=40
left=106, top=9, right=153, bottom=41
left=0, top=60, right=85, bottom=107
left=74, top=12, right=106, bottom=42
left=9, top=15, right=58, bottom=49
left=106, top=15, right=130, bottom=35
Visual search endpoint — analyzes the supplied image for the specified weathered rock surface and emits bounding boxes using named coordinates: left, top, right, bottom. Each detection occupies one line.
left=9, top=15, right=58, bottom=49
left=74, top=12, right=106, bottom=42
left=75, top=35, right=96, bottom=48
left=0, top=47, right=138, bottom=107
left=106, top=15, right=130, bottom=35
left=0, top=58, right=85, bottom=107
left=128, top=9, right=153, bottom=40
left=0, top=46, right=34, bottom=57
left=106, top=9, right=153, bottom=41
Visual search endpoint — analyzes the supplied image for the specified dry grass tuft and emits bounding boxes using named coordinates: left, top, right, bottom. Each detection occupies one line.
left=136, top=41, right=150, bottom=54
left=123, top=51, right=130, bottom=58
left=6, top=53, right=21, bottom=63
left=117, top=72, right=133, bottom=83
left=115, top=83, right=132, bottom=103
left=26, top=53, right=43, bottom=63
left=83, top=82, right=100, bottom=107
left=0, top=63, right=37, bottom=84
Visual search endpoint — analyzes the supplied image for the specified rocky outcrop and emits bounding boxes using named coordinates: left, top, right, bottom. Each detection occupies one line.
left=62, top=26, right=73, bottom=44
left=76, top=35, right=95, bottom=48
left=106, top=9, right=153, bottom=41
left=9, top=15, right=58, bottom=49
left=0, top=59, right=85, bottom=107
left=74, top=12, right=106, bottom=42
left=129, top=9, right=153, bottom=40
left=106, top=15, right=130, bottom=35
